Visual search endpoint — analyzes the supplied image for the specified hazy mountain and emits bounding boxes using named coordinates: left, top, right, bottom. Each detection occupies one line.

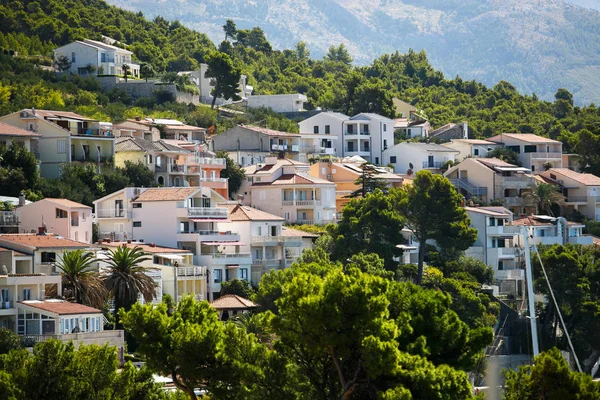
left=107, top=0, right=600, bottom=104
left=567, top=0, right=600, bottom=11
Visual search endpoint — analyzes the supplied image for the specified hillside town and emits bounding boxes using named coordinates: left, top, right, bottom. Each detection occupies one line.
left=1, top=7, right=600, bottom=398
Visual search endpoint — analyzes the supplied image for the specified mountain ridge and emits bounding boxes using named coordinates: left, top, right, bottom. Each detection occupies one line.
left=107, top=0, right=600, bottom=105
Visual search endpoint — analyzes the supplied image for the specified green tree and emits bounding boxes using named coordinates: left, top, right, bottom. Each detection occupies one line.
left=220, top=278, right=254, bottom=298
left=325, top=44, right=353, bottom=65
left=295, top=41, right=310, bottom=61
left=223, top=19, right=237, bottom=42
left=204, top=51, right=242, bottom=108
left=346, top=162, right=389, bottom=197
left=103, top=246, right=155, bottom=322
left=486, top=147, right=521, bottom=165
left=54, top=54, right=71, bottom=72
left=0, top=328, right=21, bottom=355
left=396, top=171, right=477, bottom=285
left=123, top=160, right=155, bottom=188
left=504, top=348, right=600, bottom=399
left=522, top=183, right=565, bottom=216
left=215, top=150, right=245, bottom=197
left=140, top=62, right=155, bottom=82
left=122, top=63, right=130, bottom=82
left=55, top=250, right=107, bottom=309
left=0, top=143, right=39, bottom=196
left=351, top=78, right=396, bottom=118
left=555, top=88, right=574, bottom=106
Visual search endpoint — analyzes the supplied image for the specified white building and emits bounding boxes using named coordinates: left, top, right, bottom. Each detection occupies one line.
left=394, top=118, right=430, bottom=139
left=18, top=198, right=92, bottom=243
left=239, top=157, right=337, bottom=225
left=442, top=139, right=501, bottom=161
left=487, top=133, right=563, bottom=174
left=298, top=112, right=348, bottom=159
left=53, top=39, right=140, bottom=78
left=383, top=142, right=459, bottom=174
left=540, top=168, right=600, bottom=221
left=182, top=64, right=252, bottom=106
left=247, top=94, right=308, bottom=113
left=511, top=215, right=592, bottom=246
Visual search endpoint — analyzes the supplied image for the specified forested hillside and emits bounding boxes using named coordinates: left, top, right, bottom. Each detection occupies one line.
left=2, top=0, right=600, bottom=174
left=108, top=0, right=600, bottom=105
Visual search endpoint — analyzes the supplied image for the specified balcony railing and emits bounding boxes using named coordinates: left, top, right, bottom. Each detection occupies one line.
left=0, top=211, right=20, bottom=226
left=282, top=200, right=321, bottom=206
left=344, top=130, right=358, bottom=135
left=253, top=259, right=283, bottom=267
left=504, top=197, right=523, bottom=206
left=345, top=148, right=369, bottom=153
left=359, top=130, right=370, bottom=136
left=176, top=266, right=205, bottom=277
left=422, top=161, right=444, bottom=169
left=495, top=269, right=525, bottom=280
left=187, top=207, right=228, bottom=218
left=529, top=152, right=562, bottom=159
left=251, top=236, right=303, bottom=244
left=98, top=231, right=131, bottom=241
left=199, top=177, right=228, bottom=183
left=565, top=196, right=587, bottom=203
left=96, top=208, right=131, bottom=218
left=74, top=128, right=100, bottom=136
left=211, top=252, right=251, bottom=259
left=195, top=157, right=225, bottom=166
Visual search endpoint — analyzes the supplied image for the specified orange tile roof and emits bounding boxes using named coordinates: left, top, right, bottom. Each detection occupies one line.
left=487, top=133, right=561, bottom=144
left=44, top=198, right=91, bottom=209
left=0, top=121, right=40, bottom=137
left=511, top=216, right=583, bottom=227
left=0, top=247, right=25, bottom=256
left=221, top=204, right=284, bottom=221
left=0, top=234, right=89, bottom=249
left=281, top=227, right=318, bottom=238
left=210, top=294, right=257, bottom=310
left=252, top=174, right=332, bottom=186
left=19, top=300, right=101, bottom=315
left=133, top=188, right=199, bottom=202
left=100, top=242, right=192, bottom=254
left=545, top=168, right=600, bottom=186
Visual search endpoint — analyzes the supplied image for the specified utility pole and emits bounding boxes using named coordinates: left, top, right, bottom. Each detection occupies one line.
left=522, top=227, right=539, bottom=357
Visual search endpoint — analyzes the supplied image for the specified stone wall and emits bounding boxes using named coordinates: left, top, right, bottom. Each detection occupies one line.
left=97, top=77, right=200, bottom=105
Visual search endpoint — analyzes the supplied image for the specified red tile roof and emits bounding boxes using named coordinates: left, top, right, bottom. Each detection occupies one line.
left=544, top=168, right=600, bottom=186
left=0, top=234, right=89, bottom=249
left=487, top=133, right=561, bottom=144
left=210, top=294, right=257, bottom=310
left=19, top=300, right=101, bottom=315
left=0, top=121, right=40, bottom=137
left=221, top=204, right=284, bottom=221
left=511, top=216, right=583, bottom=227
left=43, top=198, right=91, bottom=209
left=133, top=188, right=199, bottom=202
left=252, top=174, right=332, bottom=186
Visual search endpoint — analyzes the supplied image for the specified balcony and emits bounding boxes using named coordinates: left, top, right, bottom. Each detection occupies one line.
left=251, top=236, right=303, bottom=246
left=285, top=257, right=299, bottom=267
left=345, top=148, right=370, bottom=156
left=422, top=161, right=444, bottom=169
left=22, top=330, right=125, bottom=349
left=187, top=207, right=228, bottom=218
left=344, top=130, right=358, bottom=136
left=567, top=235, right=594, bottom=245
left=495, top=269, right=525, bottom=280
left=504, top=197, right=523, bottom=207
left=252, top=259, right=283, bottom=268
left=497, top=247, right=518, bottom=257
left=195, top=157, right=225, bottom=166
left=212, top=252, right=251, bottom=259
left=0, top=211, right=20, bottom=227
left=281, top=200, right=321, bottom=207
left=200, top=177, right=227, bottom=183
left=98, top=231, right=131, bottom=241
left=176, top=266, right=205, bottom=277
left=178, top=230, right=240, bottom=242
left=359, top=130, right=370, bottom=136
left=95, top=208, right=131, bottom=219
left=529, top=152, right=562, bottom=159
left=171, top=165, right=201, bottom=174
left=565, top=196, right=587, bottom=204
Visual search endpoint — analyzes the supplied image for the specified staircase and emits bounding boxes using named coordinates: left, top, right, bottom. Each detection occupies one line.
left=449, top=178, right=487, bottom=197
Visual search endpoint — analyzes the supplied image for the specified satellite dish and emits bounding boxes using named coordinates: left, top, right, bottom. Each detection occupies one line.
left=409, top=163, right=414, bottom=169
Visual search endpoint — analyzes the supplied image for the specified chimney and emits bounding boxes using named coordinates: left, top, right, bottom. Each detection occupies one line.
left=135, top=116, right=141, bottom=121
left=37, top=226, right=46, bottom=235
left=463, top=121, right=469, bottom=139
left=18, top=192, right=25, bottom=207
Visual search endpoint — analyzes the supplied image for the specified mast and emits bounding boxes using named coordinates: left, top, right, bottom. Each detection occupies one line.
left=522, top=227, right=539, bottom=357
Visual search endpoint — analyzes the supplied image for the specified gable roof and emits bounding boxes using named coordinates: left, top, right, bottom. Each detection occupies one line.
left=115, top=136, right=157, bottom=152
left=400, top=142, right=460, bottom=152
left=32, top=110, right=97, bottom=122
left=113, top=120, right=157, bottom=132
left=210, top=294, right=258, bottom=310
left=465, top=206, right=511, bottom=217
left=42, top=198, right=91, bottom=209
left=429, top=122, right=468, bottom=140
left=133, top=188, right=199, bottom=202
left=511, top=216, right=583, bottom=227
left=19, top=299, right=101, bottom=315
left=281, top=226, right=319, bottom=238
left=487, top=133, right=561, bottom=144
left=83, top=39, right=132, bottom=54
left=0, top=234, right=90, bottom=249
left=477, top=158, right=518, bottom=168
left=543, top=168, right=600, bottom=186
left=450, top=139, right=496, bottom=145
left=252, top=174, right=333, bottom=186
left=238, top=125, right=298, bottom=137
left=0, top=121, right=40, bottom=137
left=220, top=204, right=284, bottom=221
left=244, top=158, right=309, bottom=175
left=350, top=113, right=393, bottom=122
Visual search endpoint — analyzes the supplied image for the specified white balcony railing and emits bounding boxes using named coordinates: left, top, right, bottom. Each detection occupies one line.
left=176, top=266, right=205, bottom=277
left=495, top=269, right=525, bottom=280
left=211, top=252, right=251, bottom=259
left=195, top=157, right=225, bottom=166
left=199, top=177, right=228, bottom=183
left=0, top=211, right=20, bottom=226
left=187, top=207, right=228, bottom=218
left=282, top=200, right=321, bottom=206
left=529, top=152, right=562, bottom=159
left=251, top=236, right=303, bottom=244
left=96, top=208, right=131, bottom=218
left=253, top=259, right=283, bottom=267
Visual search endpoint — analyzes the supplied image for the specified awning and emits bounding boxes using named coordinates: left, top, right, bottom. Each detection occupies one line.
left=189, top=218, right=230, bottom=223
left=226, top=264, right=240, bottom=269
left=203, top=242, right=244, bottom=246
left=158, top=254, right=184, bottom=260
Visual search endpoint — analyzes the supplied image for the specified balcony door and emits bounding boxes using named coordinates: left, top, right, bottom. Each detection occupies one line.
left=115, top=200, right=123, bottom=217
left=428, top=155, right=434, bottom=168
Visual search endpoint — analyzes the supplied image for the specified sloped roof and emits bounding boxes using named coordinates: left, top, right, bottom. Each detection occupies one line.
left=487, top=133, right=561, bottom=144
left=133, top=188, right=199, bottom=202
left=511, top=216, right=583, bottom=227
left=100, top=242, right=192, bottom=254
left=210, top=294, right=257, bottom=310
left=32, top=110, right=97, bottom=122
left=115, top=137, right=156, bottom=152
left=465, top=206, right=510, bottom=217
left=19, top=300, right=101, bottom=315
left=0, top=121, right=40, bottom=137
left=239, top=125, right=298, bottom=137
left=221, top=204, right=284, bottom=221
left=429, top=122, right=468, bottom=140
left=0, top=234, right=89, bottom=249
left=164, top=124, right=206, bottom=131
left=401, top=142, right=460, bottom=152
left=477, top=158, right=518, bottom=168
left=252, top=174, right=332, bottom=186
left=244, top=159, right=309, bottom=175
left=113, top=120, right=156, bottom=131
left=43, top=198, right=91, bottom=209
left=544, top=168, right=600, bottom=186
left=451, top=139, right=496, bottom=145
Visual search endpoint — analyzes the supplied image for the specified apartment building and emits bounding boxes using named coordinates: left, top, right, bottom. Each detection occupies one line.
left=511, top=215, right=592, bottom=246
left=308, top=160, right=404, bottom=213
left=113, top=119, right=160, bottom=141
left=393, top=118, right=430, bottom=139
left=445, top=158, right=536, bottom=215
left=0, top=121, right=40, bottom=155
left=540, top=168, right=600, bottom=221
left=239, top=158, right=337, bottom=224
left=298, top=112, right=348, bottom=159
left=442, top=139, right=501, bottom=161
left=247, top=94, right=308, bottom=113
left=217, top=204, right=316, bottom=284
left=383, top=142, right=459, bottom=174
left=487, top=133, right=563, bottom=174
left=18, top=198, right=92, bottom=243
left=0, top=109, right=115, bottom=178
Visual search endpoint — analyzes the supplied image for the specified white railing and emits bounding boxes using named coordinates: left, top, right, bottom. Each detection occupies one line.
left=96, top=208, right=131, bottom=218
left=253, top=259, right=282, bottom=267
left=199, top=177, right=228, bottom=183
left=98, top=231, right=131, bottom=241
left=211, top=252, right=251, bottom=259
left=502, top=176, right=531, bottom=182
left=271, top=144, right=288, bottom=151
left=296, top=200, right=320, bottom=206
left=495, top=269, right=525, bottom=280
left=251, top=236, right=303, bottom=244
left=499, top=247, right=518, bottom=256
left=282, top=200, right=294, bottom=207
left=530, top=152, right=562, bottom=159
left=176, top=266, right=205, bottom=277
left=0, top=211, right=19, bottom=226
left=195, top=157, right=225, bottom=166
left=187, top=207, right=228, bottom=218
left=504, top=197, right=523, bottom=206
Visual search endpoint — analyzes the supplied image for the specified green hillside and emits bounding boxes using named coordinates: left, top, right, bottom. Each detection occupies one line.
left=1, top=0, right=600, bottom=175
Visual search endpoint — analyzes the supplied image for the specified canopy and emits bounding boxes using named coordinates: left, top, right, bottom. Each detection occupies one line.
left=158, top=254, right=184, bottom=261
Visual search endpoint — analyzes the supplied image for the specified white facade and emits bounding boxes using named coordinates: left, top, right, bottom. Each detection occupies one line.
left=186, top=64, right=251, bottom=106
left=442, top=139, right=501, bottom=161
left=487, top=133, right=563, bottom=174
left=18, top=199, right=93, bottom=243
left=247, top=94, right=308, bottom=113
left=383, top=142, right=459, bottom=174
left=540, top=168, right=600, bottom=221
left=298, top=112, right=348, bottom=159
left=53, top=39, right=140, bottom=77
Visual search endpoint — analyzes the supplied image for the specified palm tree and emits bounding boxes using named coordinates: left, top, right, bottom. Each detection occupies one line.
left=122, top=63, right=130, bottom=82
left=102, top=246, right=156, bottom=320
left=522, top=183, right=565, bottom=216
left=55, top=250, right=106, bottom=309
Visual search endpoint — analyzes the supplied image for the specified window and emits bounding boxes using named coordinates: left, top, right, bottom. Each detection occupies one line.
left=133, top=221, right=142, bottom=227
left=325, top=125, right=330, bottom=134
left=347, top=125, right=354, bottom=134
left=474, top=149, right=479, bottom=156
left=71, top=52, right=76, bottom=63
left=390, top=156, right=397, bottom=164
left=1, top=288, right=9, bottom=303
left=498, top=261, right=504, bottom=271
left=147, top=154, right=153, bottom=164
left=313, top=126, right=319, bottom=134
left=383, top=124, right=387, bottom=132
left=257, top=226, right=262, bottom=236
left=55, top=208, right=67, bottom=218
left=247, top=177, right=252, bottom=182
left=57, top=139, right=67, bottom=154
left=240, top=268, right=248, bottom=280
left=22, top=289, right=31, bottom=301
left=506, top=145, right=521, bottom=154
left=271, top=225, right=277, bottom=236
left=524, top=145, right=536, bottom=153
left=41, top=252, right=56, bottom=263
left=531, top=165, right=535, bottom=172
left=375, top=157, right=379, bottom=165
left=213, top=269, right=222, bottom=283
left=133, top=203, right=142, bottom=208
left=321, top=167, right=326, bottom=175
left=383, top=139, right=387, bottom=150
left=489, top=217, right=496, bottom=226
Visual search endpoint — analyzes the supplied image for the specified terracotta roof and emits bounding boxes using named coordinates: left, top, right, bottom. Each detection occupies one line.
left=0, top=234, right=89, bottom=249
left=511, top=216, right=583, bottom=227
left=592, top=236, right=600, bottom=246
left=210, top=294, right=257, bottom=310
left=487, top=133, right=561, bottom=144
left=221, top=204, right=284, bottom=221
left=43, top=198, right=91, bottom=209
left=477, top=158, right=518, bottom=168
left=252, top=174, right=333, bottom=186
left=0, top=121, right=40, bottom=137
left=0, top=247, right=25, bottom=256
left=281, top=227, right=318, bottom=238
left=244, top=159, right=309, bottom=175
left=464, top=206, right=510, bottom=217
left=164, top=124, right=206, bottom=131
left=19, top=300, right=101, bottom=315
left=33, top=110, right=97, bottom=122
left=239, top=125, right=298, bottom=137
left=100, top=242, right=192, bottom=254
left=544, top=168, right=600, bottom=186
left=133, top=188, right=199, bottom=202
